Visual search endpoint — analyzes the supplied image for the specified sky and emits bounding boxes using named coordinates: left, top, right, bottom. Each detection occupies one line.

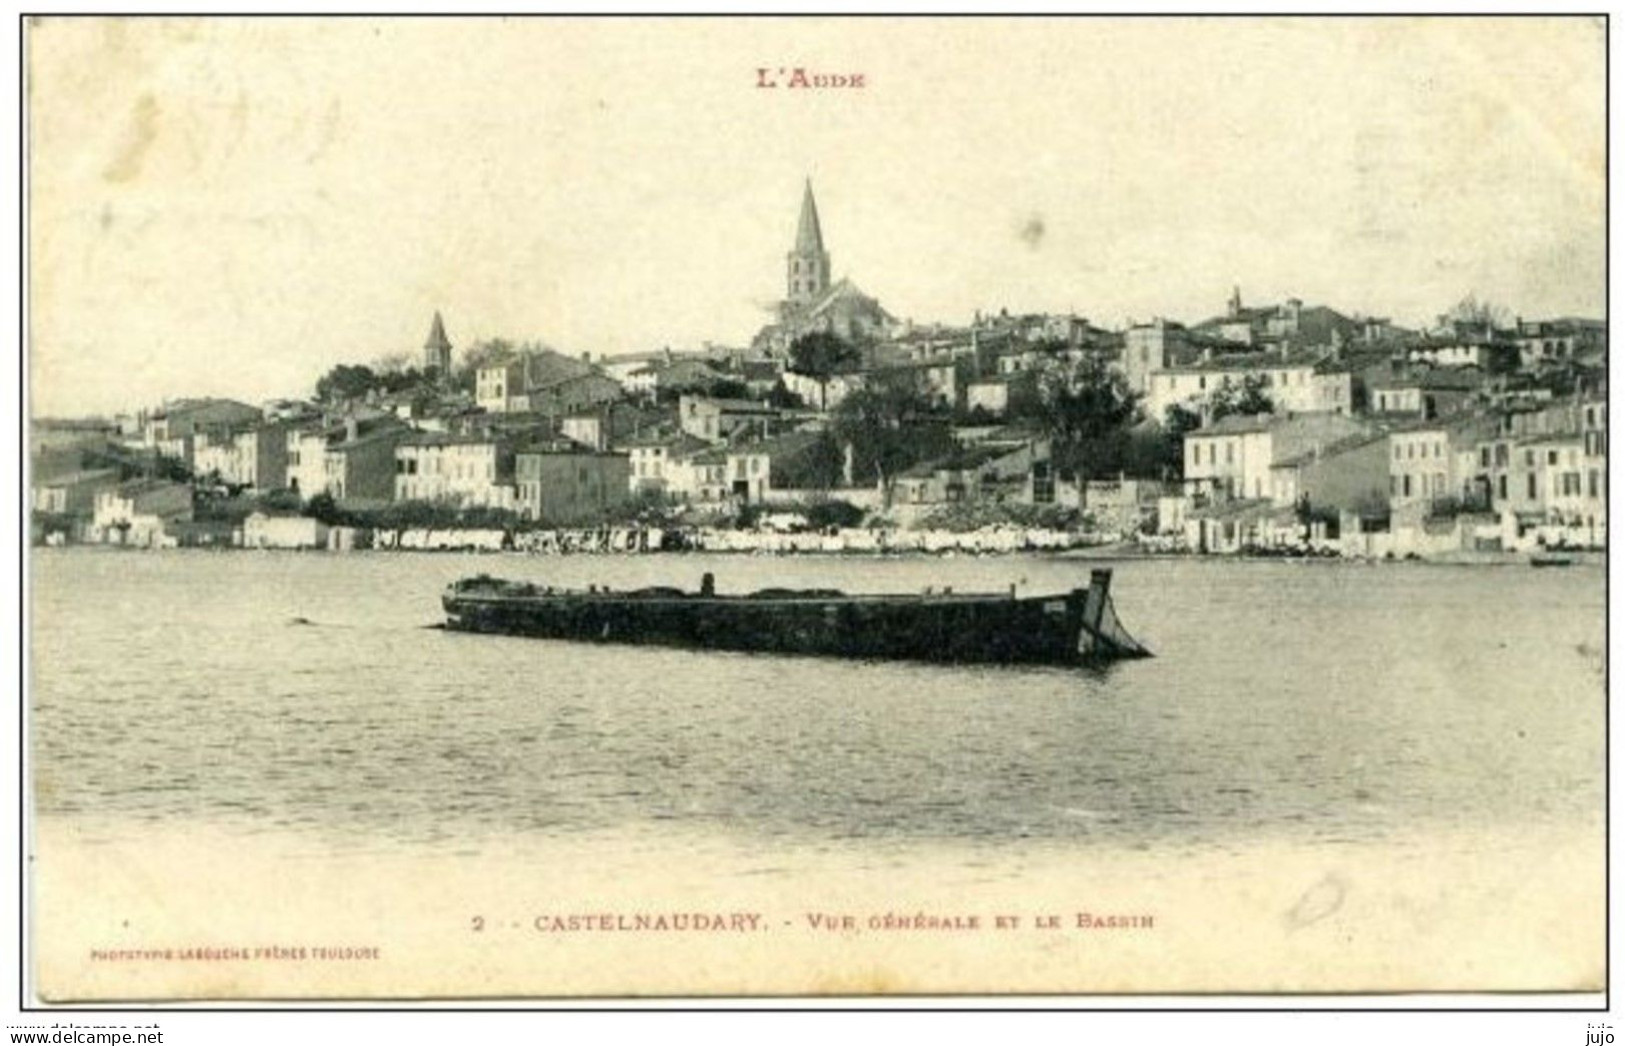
left=26, top=16, right=1606, bottom=418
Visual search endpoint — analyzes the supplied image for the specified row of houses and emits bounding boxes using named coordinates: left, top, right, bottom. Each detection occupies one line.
left=453, top=288, right=1600, bottom=446
left=1170, top=391, right=1608, bottom=553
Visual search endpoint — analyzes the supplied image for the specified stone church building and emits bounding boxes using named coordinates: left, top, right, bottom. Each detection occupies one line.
left=755, top=180, right=896, bottom=354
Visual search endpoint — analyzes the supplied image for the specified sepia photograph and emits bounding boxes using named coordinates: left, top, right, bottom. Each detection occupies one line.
left=21, top=14, right=1606, bottom=1005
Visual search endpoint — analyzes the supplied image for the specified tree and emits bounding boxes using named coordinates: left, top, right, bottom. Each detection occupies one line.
left=1484, top=343, right=1522, bottom=376
left=788, top=331, right=862, bottom=409
left=805, top=498, right=867, bottom=530
left=460, top=505, right=520, bottom=530
left=371, top=498, right=462, bottom=537
left=254, top=488, right=304, bottom=514
left=153, top=454, right=194, bottom=484
left=1026, top=356, right=1144, bottom=479
left=768, top=432, right=844, bottom=491
left=1033, top=356, right=1141, bottom=445
left=766, top=381, right=805, bottom=409
left=376, top=366, right=430, bottom=396
left=1209, top=374, right=1274, bottom=420
left=1147, top=403, right=1206, bottom=480
left=597, top=487, right=681, bottom=526
left=452, top=338, right=519, bottom=395
left=831, top=372, right=954, bottom=490
left=303, top=491, right=345, bottom=525
left=315, top=363, right=381, bottom=404
left=1164, top=402, right=1203, bottom=439
left=1445, top=294, right=1510, bottom=332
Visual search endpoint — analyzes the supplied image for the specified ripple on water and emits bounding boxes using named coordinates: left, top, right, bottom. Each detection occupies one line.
left=28, top=551, right=1605, bottom=856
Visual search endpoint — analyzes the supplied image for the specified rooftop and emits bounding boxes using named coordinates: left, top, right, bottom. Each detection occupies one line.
left=1368, top=368, right=1486, bottom=392
left=113, top=477, right=188, bottom=496
left=1191, top=412, right=1275, bottom=436
left=625, top=432, right=714, bottom=456
left=35, top=467, right=121, bottom=487
left=1162, top=350, right=1329, bottom=374
left=397, top=431, right=503, bottom=448
left=515, top=437, right=626, bottom=458
left=687, top=396, right=777, bottom=413
left=1272, top=432, right=1389, bottom=468
left=900, top=442, right=1029, bottom=478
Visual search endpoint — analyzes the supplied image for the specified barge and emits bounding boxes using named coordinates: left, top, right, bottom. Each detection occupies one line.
left=442, top=568, right=1151, bottom=665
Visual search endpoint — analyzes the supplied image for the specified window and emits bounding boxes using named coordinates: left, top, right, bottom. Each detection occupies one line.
left=1547, top=451, right=1558, bottom=466
left=1498, top=475, right=1507, bottom=500
left=1402, top=475, right=1411, bottom=497
left=1527, top=474, right=1537, bottom=500
left=1480, top=447, right=1490, bottom=468
left=1589, top=470, right=1599, bottom=498
left=1225, top=443, right=1233, bottom=465
left=1390, top=475, right=1397, bottom=495
left=1524, top=449, right=1534, bottom=467
left=1031, top=460, right=1055, bottom=504
left=1394, top=443, right=1401, bottom=460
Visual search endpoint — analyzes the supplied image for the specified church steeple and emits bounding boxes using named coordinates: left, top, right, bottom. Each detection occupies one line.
left=786, top=178, right=831, bottom=307
left=423, top=310, right=452, bottom=374
left=795, top=179, right=825, bottom=254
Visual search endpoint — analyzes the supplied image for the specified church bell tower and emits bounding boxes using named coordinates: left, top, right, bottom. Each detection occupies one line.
left=786, top=179, right=831, bottom=307
left=423, top=310, right=452, bottom=375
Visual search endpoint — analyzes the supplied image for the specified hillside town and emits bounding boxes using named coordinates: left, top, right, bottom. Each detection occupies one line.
left=31, top=180, right=1607, bottom=560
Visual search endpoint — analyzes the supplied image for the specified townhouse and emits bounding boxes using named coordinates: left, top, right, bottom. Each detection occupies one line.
left=394, top=432, right=516, bottom=509
left=514, top=441, right=631, bottom=524
left=1183, top=412, right=1371, bottom=502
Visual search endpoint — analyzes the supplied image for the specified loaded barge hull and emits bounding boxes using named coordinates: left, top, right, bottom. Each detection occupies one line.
left=442, top=568, right=1150, bottom=665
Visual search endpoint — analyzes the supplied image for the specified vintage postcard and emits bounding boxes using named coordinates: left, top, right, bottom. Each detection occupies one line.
left=24, top=15, right=1605, bottom=1002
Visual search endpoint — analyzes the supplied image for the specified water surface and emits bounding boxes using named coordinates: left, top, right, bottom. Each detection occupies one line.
left=30, top=549, right=1605, bottom=857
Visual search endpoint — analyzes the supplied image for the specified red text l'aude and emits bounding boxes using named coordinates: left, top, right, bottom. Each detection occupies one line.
left=757, top=67, right=867, bottom=90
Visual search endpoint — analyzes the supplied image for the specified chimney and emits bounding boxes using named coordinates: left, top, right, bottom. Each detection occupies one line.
left=344, top=418, right=358, bottom=443
left=581, top=352, right=591, bottom=363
